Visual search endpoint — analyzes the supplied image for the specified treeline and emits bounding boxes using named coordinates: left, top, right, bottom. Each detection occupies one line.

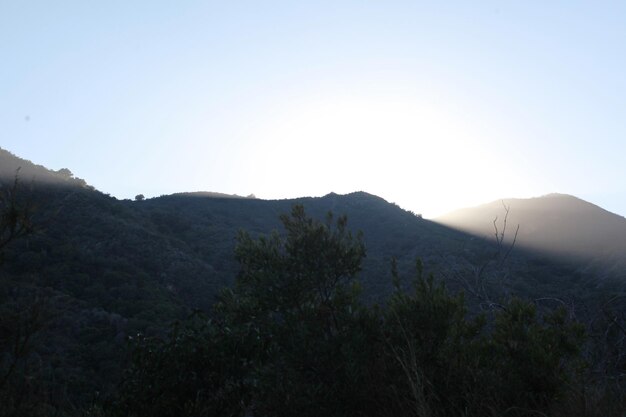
left=106, top=207, right=620, bottom=416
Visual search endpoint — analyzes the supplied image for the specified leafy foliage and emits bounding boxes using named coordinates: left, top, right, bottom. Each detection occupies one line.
left=112, top=314, right=248, bottom=417
left=113, top=206, right=593, bottom=417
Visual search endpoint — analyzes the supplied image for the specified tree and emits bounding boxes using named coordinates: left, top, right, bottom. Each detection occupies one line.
left=383, top=260, right=484, bottom=416
left=113, top=205, right=377, bottom=417
left=56, top=168, right=73, bottom=179
left=0, top=173, right=52, bottom=417
left=482, top=299, right=585, bottom=414
left=217, top=205, right=377, bottom=417
left=384, top=261, right=586, bottom=417
left=0, top=174, right=34, bottom=259
left=111, top=313, right=248, bottom=417
left=134, top=194, right=145, bottom=201
left=230, top=205, right=364, bottom=317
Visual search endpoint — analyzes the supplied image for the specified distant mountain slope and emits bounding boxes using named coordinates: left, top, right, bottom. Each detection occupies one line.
left=437, top=193, right=626, bottom=278
left=0, top=147, right=91, bottom=188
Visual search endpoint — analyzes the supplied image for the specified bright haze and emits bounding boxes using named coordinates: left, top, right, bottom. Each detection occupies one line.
left=2, top=2, right=625, bottom=218
left=437, top=193, right=626, bottom=276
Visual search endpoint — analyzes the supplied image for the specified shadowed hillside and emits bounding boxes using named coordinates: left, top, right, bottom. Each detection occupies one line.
left=1, top=148, right=624, bottom=412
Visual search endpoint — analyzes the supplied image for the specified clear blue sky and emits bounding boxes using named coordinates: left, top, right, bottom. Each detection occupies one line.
left=2, top=1, right=625, bottom=217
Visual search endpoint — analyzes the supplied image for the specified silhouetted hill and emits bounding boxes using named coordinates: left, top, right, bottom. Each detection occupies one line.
left=1, top=148, right=623, bottom=408
left=0, top=147, right=91, bottom=189
left=437, top=194, right=626, bottom=279
left=170, top=191, right=257, bottom=199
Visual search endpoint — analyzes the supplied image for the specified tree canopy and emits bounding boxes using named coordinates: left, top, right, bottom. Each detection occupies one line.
left=112, top=205, right=591, bottom=417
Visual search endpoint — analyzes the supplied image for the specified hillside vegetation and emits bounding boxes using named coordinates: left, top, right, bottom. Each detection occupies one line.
left=0, top=148, right=624, bottom=415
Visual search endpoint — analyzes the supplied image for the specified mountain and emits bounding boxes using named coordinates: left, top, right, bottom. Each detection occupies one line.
left=0, top=147, right=623, bottom=409
left=436, top=194, right=626, bottom=279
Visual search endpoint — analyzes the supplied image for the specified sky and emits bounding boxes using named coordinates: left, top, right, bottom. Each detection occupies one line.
left=1, top=1, right=625, bottom=218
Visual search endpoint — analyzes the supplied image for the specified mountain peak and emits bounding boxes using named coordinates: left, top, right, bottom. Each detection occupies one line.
left=537, top=192, right=579, bottom=199
left=437, top=193, right=626, bottom=270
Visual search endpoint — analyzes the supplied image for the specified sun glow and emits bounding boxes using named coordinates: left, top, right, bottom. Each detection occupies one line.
left=242, top=93, right=522, bottom=217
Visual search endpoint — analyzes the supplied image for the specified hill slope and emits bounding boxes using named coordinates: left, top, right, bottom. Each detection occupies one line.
left=437, top=194, right=626, bottom=279
left=0, top=147, right=91, bottom=188
left=1, top=148, right=623, bottom=408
